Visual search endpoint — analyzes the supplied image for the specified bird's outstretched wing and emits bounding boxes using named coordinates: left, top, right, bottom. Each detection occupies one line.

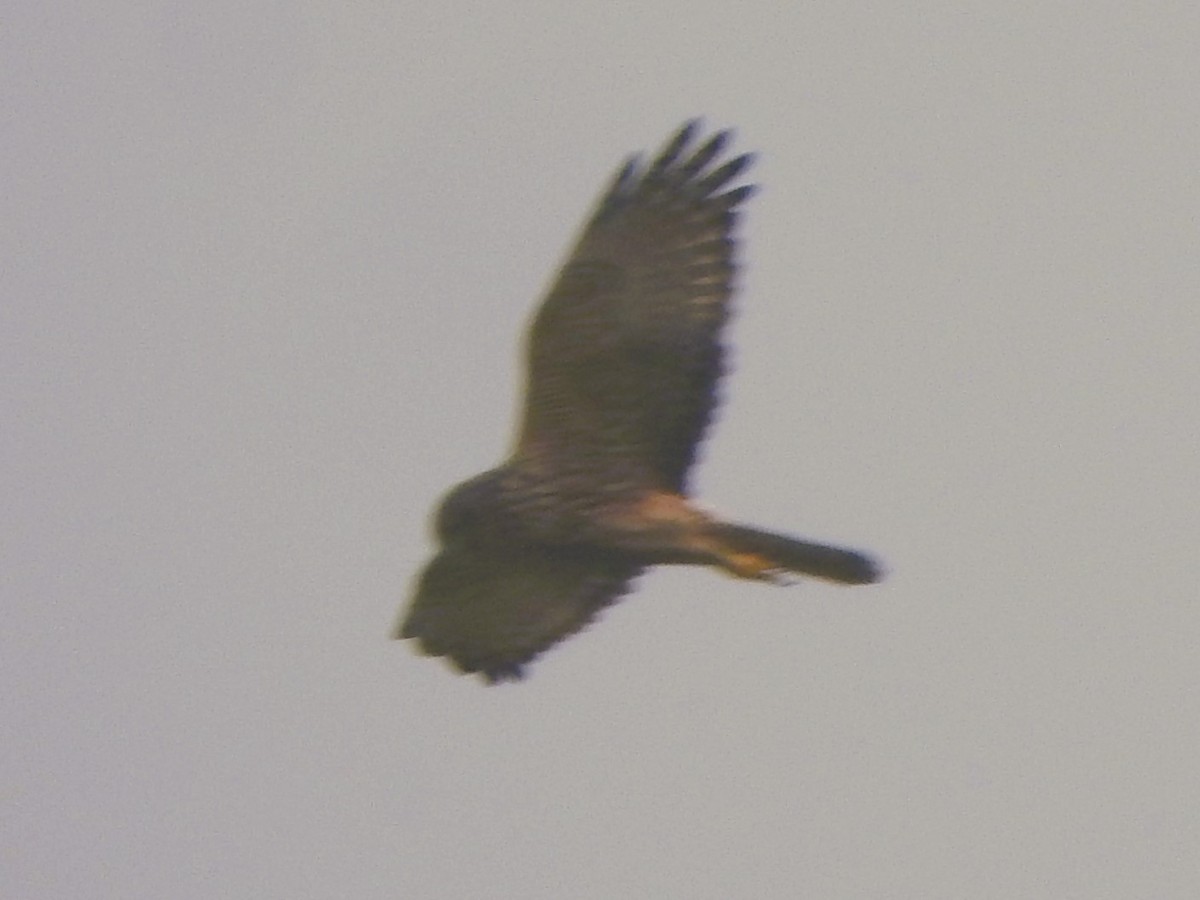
left=515, top=121, right=755, bottom=494
left=398, top=545, right=641, bottom=682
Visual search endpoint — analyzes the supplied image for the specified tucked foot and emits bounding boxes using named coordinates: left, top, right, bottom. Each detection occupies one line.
left=718, top=549, right=792, bottom=584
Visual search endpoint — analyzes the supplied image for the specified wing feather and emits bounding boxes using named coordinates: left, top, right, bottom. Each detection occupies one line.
left=398, top=545, right=640, bottom=682
left=516, top=122, right=756, bottom=494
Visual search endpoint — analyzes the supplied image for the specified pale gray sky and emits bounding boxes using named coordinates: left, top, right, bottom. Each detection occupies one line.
left=5, top=2, right=1199, bottom=897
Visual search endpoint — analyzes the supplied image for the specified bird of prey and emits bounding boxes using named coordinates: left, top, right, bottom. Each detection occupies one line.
left=396, top=121, right=881, bottom=682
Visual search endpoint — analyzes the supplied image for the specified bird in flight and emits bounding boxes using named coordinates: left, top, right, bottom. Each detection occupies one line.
left=396, top=121, right=882, bottom=682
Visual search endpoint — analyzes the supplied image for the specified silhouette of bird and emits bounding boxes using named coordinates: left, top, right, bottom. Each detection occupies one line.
left=397, top=121, right=881, bottom=682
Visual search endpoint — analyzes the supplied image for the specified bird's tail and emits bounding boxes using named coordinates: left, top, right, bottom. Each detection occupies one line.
left=709, top=522, right=881, bottom=585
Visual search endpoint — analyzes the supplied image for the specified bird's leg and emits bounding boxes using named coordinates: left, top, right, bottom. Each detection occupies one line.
left=714, top=548, right=793, bottom=585
left=607, top=492, right=795, bottom=584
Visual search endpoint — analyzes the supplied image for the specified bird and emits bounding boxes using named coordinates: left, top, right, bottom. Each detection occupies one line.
left=396, top=121, right=882, bottom=682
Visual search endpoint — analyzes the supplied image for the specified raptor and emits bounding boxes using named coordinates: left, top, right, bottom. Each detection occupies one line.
left=396, top=122, right=882, bottom=681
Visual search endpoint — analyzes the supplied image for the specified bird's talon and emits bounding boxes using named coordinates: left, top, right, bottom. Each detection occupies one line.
left=723, top=550, right=785, bottom=582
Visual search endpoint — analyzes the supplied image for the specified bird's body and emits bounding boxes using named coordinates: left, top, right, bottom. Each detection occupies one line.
left=397, top=122, right=881, bottom=682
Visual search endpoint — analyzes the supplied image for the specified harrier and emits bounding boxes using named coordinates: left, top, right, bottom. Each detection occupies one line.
left=397, top=121, right=881, bottom=681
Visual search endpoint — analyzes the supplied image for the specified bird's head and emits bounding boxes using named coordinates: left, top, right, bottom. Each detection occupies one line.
left=432, top=469, right=506, bottom=545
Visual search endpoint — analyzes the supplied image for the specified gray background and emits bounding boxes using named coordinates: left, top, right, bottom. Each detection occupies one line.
left=6, top=2, right=1198, bottom=897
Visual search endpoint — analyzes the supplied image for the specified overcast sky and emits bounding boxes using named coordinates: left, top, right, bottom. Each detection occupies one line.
left=6, top=3, right=1199, bottom=898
